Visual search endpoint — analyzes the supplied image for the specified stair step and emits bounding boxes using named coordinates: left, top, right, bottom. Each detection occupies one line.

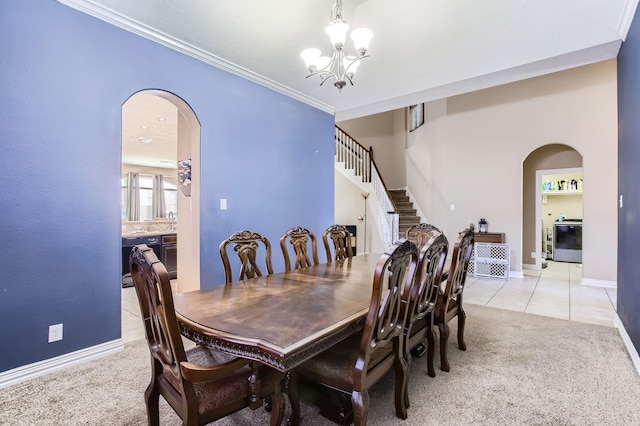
left=393, top=197, right=411, bottom=203
left=394, top=202, right=413, bottom=210
left=399, top=217, right=420, bottom=225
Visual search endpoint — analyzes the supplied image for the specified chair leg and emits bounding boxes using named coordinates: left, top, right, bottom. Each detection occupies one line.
left=457, top=307, right=467, bottom=351
left=144, top=382, right=160, bottom=426
left=351, top=389, right=369, bottom=426
left=404, top=351, right=412, bottom=409
left=393, top=351, right=409, bottom=421
left=286, top=373, right=301, bottom=426
left=439, top=322, right=450, bottom=372
left=426, top=324, right=436, bottom=378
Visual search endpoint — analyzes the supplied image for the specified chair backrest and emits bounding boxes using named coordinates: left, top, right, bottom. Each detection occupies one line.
left=403, top=228, right=449, bottom=330
left=322, top=224, right=353, bottom=263
left=219, top=229, right=274, bottom=283
left=440, top=224, right=475, bottom=308
left=406, top=222, right=441, bottom=250
left=279, top=226, right=319, bottom=271
left=358, top=239, right=418, bottom=384
left=129, top=244, right=192, bottom=396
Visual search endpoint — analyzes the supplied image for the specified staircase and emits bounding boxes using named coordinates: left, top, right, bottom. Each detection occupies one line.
left=388, top=189, right=421, bottom=238
left=335, top=126, right=419, bottom=247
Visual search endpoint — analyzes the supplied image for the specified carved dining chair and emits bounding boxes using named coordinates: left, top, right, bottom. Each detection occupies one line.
left=129, top=244, right=285, bottom=426
left=433, top=224, right=475, bottom=372
left=322, top=224, right=353, bottom=263
left=219, top=229, right=274, bottom=283
left=279, top=226, right=320, bottom=271
left=406, top=222, right=441, bottom=250
left=402, top=226, right=449, bottom=384
left=288, top=239, right=419, bottom=426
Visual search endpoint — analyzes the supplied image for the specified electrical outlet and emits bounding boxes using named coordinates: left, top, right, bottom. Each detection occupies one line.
left=531, top=251, right=537, bottom=259
left=48, top=324, right=63, bottom=343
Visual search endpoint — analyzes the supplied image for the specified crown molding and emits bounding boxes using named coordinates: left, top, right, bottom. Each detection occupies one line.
left=56, top=0, right=334, bottom=115
left=618, top=0, right=640, bottom=41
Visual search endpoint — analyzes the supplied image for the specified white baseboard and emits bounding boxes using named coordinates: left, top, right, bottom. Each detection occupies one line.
left=509, top=270, right=524, bottom=278
left=0, top=339, right=124, bottom=389
left=581, top=277, right=617, bottom=289
left=614, top=315, right=640, bottom=376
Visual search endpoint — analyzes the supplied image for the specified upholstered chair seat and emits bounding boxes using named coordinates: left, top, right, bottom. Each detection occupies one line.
left=294, top=332, right=394, bottom=392
left=160, top=345, right=282, bottom=416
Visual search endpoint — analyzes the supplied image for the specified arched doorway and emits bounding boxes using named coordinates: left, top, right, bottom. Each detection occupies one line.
left=522, top=144, right=583, bottom=271
left=121, top=90, right=201, bottom=293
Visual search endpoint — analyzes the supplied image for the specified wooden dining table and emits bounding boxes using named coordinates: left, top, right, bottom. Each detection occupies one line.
left=173, top=254, right=381, bottom=373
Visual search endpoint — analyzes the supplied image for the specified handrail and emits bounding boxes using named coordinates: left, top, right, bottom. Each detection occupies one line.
left=334, top=126, right=399, bottom=246
left=334, top=127, right=371, bottom=182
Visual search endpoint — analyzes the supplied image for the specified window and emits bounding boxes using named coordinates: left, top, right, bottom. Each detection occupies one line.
left=121, top=174, right=178, bottom=221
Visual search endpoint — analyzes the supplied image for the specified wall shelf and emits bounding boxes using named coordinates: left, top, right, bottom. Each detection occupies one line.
left=542, top=190, right=582, bottom=196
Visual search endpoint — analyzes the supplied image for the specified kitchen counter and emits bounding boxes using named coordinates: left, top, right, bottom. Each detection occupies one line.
left=122, top=229, right=177, bottom=238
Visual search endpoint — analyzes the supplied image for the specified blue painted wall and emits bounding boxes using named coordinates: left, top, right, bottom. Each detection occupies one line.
left=0, top=0, right=334, bottom=372
left=617, top=8, right=640, bottom=353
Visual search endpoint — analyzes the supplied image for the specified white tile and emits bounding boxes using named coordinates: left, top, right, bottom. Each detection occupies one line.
left=502, top=276, right=538, bottom=291
left=487, top=287, right=533, bottom=312
left=525, top=302, right=570, bottom=320
left=464, top=278, right=505, bottom=305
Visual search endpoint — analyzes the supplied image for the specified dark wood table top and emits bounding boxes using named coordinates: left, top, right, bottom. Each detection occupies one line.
left=174, top=254, right=380, bottom=372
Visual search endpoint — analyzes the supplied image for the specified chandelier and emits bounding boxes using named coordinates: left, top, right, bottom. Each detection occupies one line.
left=300, top=0, right=373, bottom=92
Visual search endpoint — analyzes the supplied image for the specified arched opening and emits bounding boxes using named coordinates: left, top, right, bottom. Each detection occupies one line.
left=121, top=90, right=201, bottom=297
left=522, top=144, right=583, bottom=271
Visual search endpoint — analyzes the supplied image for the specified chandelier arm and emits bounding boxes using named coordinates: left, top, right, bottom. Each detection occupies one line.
left=343, top=54, right=369, bottom=75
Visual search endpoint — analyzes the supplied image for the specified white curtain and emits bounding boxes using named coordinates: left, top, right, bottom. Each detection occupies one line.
left=126, top=172, right=140, bottom=221
left=152, top=174, right=166, bottom=219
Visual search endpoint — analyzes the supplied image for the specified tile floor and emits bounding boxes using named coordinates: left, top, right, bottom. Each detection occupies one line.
left=121, top=261, right=618, bottom=343
left=465, top=260, right=618, bottom=327
left=121, top=280, right=180, bottom=343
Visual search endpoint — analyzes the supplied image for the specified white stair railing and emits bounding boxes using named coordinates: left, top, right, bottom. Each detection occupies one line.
left=370, top=162, right=399, bottom=246
left=334, top=127, right=370, bottom=182
left=334, top=126, right=398, bottom=248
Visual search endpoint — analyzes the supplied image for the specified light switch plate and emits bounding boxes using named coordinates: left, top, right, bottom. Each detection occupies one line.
left=220, top=198, right=227, bottom=210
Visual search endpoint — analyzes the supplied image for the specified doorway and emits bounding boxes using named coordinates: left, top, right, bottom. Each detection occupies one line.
left=535, top=167, right=583, bottom=269
left=121, top=90, right=201, bottom=293
left=522, top=144, right=582, bottom=271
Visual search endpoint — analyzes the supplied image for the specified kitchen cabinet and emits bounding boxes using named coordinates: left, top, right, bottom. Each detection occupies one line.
left=122, top=232, right=176, bottom=286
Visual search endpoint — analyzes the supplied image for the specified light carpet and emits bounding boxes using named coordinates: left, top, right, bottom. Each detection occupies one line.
left=1, top=304, right=639, bottom=425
